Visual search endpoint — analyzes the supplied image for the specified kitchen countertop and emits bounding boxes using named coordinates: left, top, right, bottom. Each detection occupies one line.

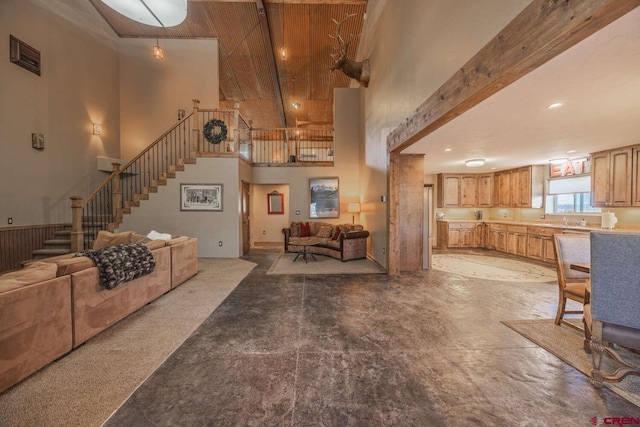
left=435, top=219, right=614, bottom=232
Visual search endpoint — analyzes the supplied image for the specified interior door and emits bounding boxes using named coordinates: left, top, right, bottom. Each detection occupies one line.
left=242, top=181, right=250, bottom=255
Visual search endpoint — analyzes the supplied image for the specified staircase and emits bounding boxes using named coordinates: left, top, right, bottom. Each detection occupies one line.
left=21, top=226, right=73, bottom=267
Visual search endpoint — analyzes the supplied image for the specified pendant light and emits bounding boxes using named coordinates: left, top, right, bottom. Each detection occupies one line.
left=291, top=77, right=300, bottom=109
left=153, top=36, right=164, bottom=60
left=279, top=0, right=287, bottom=60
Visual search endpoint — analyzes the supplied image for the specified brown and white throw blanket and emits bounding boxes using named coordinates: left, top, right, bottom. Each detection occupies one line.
left=75, top=243, right=156, bottom=289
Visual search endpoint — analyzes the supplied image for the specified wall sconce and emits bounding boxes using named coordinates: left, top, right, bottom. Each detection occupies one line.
left=92, top=124, right=102, bottom=136
left=348, top=202, right=361, bottom=224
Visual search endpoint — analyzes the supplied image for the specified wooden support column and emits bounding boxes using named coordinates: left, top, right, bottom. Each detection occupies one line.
left=387, top=152, right=400, bottom=275
left=387, top=0, right=640, bottom=153
left=70, top=196, right=84, bottom=252
left=192, top=98, right=200, bottom=157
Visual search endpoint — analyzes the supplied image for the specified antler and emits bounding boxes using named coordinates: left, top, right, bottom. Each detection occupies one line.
left=328, top=13, right=357, bottom=56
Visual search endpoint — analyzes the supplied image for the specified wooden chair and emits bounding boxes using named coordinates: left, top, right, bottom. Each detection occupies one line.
left=552, top=233, right=590, bottom=327
left=586, top=232, right=640, bottom=387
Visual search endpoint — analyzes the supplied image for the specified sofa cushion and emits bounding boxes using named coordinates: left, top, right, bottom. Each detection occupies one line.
left=55, top=256, right=96, bottom=276
left=332, top=226, right=342, bottom=240
left=165, top=236, right=190, bottom=246
left=144, top=240, right=167, bottom=251
left=290, top=222, right=301, bottom=237
left=300, top=222, right=311, bottom=237
left=317, top=225, right=333, bottom=238
left=93, top=231, right=134, bottom=249
left=0, top=262, right=58, bottom=293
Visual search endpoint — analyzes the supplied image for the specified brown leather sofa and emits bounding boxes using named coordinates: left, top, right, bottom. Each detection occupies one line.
left=0, top=231, right=198, bottom=393
left=282, top=221, right=369, bottom=261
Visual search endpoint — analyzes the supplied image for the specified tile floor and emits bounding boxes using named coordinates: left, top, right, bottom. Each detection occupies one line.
left=105, top=248, right=640, bottom=426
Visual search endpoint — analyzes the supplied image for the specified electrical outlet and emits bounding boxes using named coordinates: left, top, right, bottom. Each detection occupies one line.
left=218, top=241, right=223, bottom=247
left=7, top=218, right=13, bottom=225
left=382, top=247, right=386, bottom=254
left=262, top=230, right=266, bottom=235
left=295, top=210, right=300, bottom=215
left=540, top=214, right=545, bottom=219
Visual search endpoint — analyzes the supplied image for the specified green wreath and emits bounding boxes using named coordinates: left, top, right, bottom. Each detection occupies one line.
left=203, top=118, right=228, bottom=144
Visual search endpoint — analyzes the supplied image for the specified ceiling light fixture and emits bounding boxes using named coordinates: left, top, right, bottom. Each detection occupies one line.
left=101, top=0, right=187, bottom=27
left=547, top=102, right=563, bottom=109
left=549, top=157, right=569, bottom=164
left=152, top=36, right=164, bottom=60
left=465, top=159, right=485, bottom=167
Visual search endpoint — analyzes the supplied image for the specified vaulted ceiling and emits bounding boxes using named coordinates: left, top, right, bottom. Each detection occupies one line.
left=89, top=0, right=368, bottom=130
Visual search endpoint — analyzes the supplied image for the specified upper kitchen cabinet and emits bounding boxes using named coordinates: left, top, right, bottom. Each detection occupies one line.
left=437, top=174, right=461, bottom=207
left=516, top=165, right=544, bottom=208
left=477, top=173, right=494, bottom=207
left=460, top=175, right=478, bottom=207
left=591, top=147, right=633, bottom=207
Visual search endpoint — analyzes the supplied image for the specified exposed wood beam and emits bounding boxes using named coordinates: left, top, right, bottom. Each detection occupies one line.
left=255, top=0, right=287, bottom=127
left=387, top=0, right=640, bottom=154
left=191, top=0, right=367, bottom=3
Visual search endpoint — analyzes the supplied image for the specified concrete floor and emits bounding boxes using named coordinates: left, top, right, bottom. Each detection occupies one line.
left=105, top=247, right=640, bottom=426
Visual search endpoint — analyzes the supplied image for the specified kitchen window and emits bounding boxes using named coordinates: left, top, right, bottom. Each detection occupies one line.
left=545, top=175, right=601, bottom=215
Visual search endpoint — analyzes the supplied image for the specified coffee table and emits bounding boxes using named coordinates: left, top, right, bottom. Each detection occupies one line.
left=293, top=239, right=321, bottom=263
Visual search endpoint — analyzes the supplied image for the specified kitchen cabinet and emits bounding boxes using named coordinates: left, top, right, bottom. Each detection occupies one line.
left=460, top=175, right=478, bottom=207
left=437, top=174, right=461, bottom=207
left=526, top=226, right=558, bottom=263
left=507, top=225, right=528, bottom=256
left=488, top=223, right=507, bottom=252
left=474, top=222, right=488, bottom=248
left=591, top=147, right=633, bottom=207
left=447, top=222, right=476, bottom=248
left=477, top=173, right=493, bottom=207
left=494, top=171, right=511, bottom=207
left=631, top=146, right=640, bottom=206
left=515, top=166, right=544, bottom=208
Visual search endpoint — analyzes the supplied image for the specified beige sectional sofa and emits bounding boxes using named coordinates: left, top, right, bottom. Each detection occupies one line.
left=282, top=221, right=369, bottom=261
left=0, top=231, right=198, bottom=394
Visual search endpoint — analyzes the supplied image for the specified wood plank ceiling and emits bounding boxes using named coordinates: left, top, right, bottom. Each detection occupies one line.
left=88, top=0, right=368, bottom=129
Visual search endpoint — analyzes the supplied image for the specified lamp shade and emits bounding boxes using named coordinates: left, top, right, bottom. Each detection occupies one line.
left=101, top=0, right=187, bottom=27
left=347, top=203, right=361, bottom=213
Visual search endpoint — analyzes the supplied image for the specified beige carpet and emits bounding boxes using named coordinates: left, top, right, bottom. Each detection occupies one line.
left=0, top=258, right=256, bottom=427
left=267, top=252, right=386, bottom=275
left=432, top=254, right=557, bottom=282
left=502, top=318, right=640, bottom=407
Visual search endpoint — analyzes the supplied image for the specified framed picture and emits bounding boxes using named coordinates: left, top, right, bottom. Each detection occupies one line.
left=310, top=177, right=339, bottom=218
left=180, top=184, right=223, bottom=211
left=10, top=35, right=41, bottom=76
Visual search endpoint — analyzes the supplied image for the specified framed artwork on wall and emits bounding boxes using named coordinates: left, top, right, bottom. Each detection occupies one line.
left=180, top=184, right=223, bottom=211
left=309, top=177, right=339, bottom=218
left=267, top=191, right=284, bottom=214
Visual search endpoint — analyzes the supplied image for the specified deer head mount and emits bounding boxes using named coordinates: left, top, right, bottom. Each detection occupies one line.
left=329, top=13, right=370, bottom=88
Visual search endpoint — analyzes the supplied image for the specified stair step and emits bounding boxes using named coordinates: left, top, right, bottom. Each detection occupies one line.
left=54, top=230, right=71, bottom=238
left=163, top=172, right=176, bottom=179
left=134, top=193, right=149, bottom=201
left=32, top=248, right=73, bottom=258
left=146, top=186, right=158, bottom=193
left=43, top=239, right=71, bottom=247
left=175, top=164, right=185, bottom=171
left=126, top=200, right=140, bottom=208
left=120, top=207, right=131, bottom=215
left=182, top=158, right=197, bottom=164
left=152, top=178, right=167, bottom=186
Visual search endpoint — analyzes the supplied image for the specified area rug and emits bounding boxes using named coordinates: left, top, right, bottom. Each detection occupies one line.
left=267, top=252, right=386, bottom=275
left=432, top=254, right=557, bottom=282
left=502, top=318, right=640, bottom=407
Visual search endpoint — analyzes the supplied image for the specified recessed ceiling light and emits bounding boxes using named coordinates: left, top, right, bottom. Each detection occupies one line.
left=444, top=148, right=452, bottom=152
left=465, top=159, right=485, bottom=167
left=547, top=102, right=563, bottom=109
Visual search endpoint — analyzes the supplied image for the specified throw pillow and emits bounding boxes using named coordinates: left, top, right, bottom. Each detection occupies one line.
left=331, top=226, right=342, bottom=240
left=93, top=231, right=133, bottom=250
left=290, top=222, right=300, bottom=237
left=317, top=225, right=333, bottom=238
left=300, top=222, right=311, bottom=237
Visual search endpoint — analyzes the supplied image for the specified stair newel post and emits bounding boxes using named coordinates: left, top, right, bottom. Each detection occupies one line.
left=192, top=98, right=200, bottom=156
left=232, top=100, right=240, bottom=153
left=70, top=195, right=84, bottom=252
left=111, top=162, right=122, bottom=223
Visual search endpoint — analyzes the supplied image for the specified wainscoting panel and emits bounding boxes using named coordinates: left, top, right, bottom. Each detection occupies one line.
left=0, top=224, right=68, bottom=273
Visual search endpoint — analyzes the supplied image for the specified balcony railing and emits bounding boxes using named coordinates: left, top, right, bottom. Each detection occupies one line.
left=250, top=128, right=334, bottom=165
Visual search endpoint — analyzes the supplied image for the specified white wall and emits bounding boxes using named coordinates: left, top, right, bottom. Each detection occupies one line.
left=0, top=0, right=120, bottom=226
left=252, top=184, right=290, bottom=243
left=118, top=157, right=244, bottom=258
left=119, top=38, right=219, bottom=160
left=356, top=0, right=531, bottom=266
